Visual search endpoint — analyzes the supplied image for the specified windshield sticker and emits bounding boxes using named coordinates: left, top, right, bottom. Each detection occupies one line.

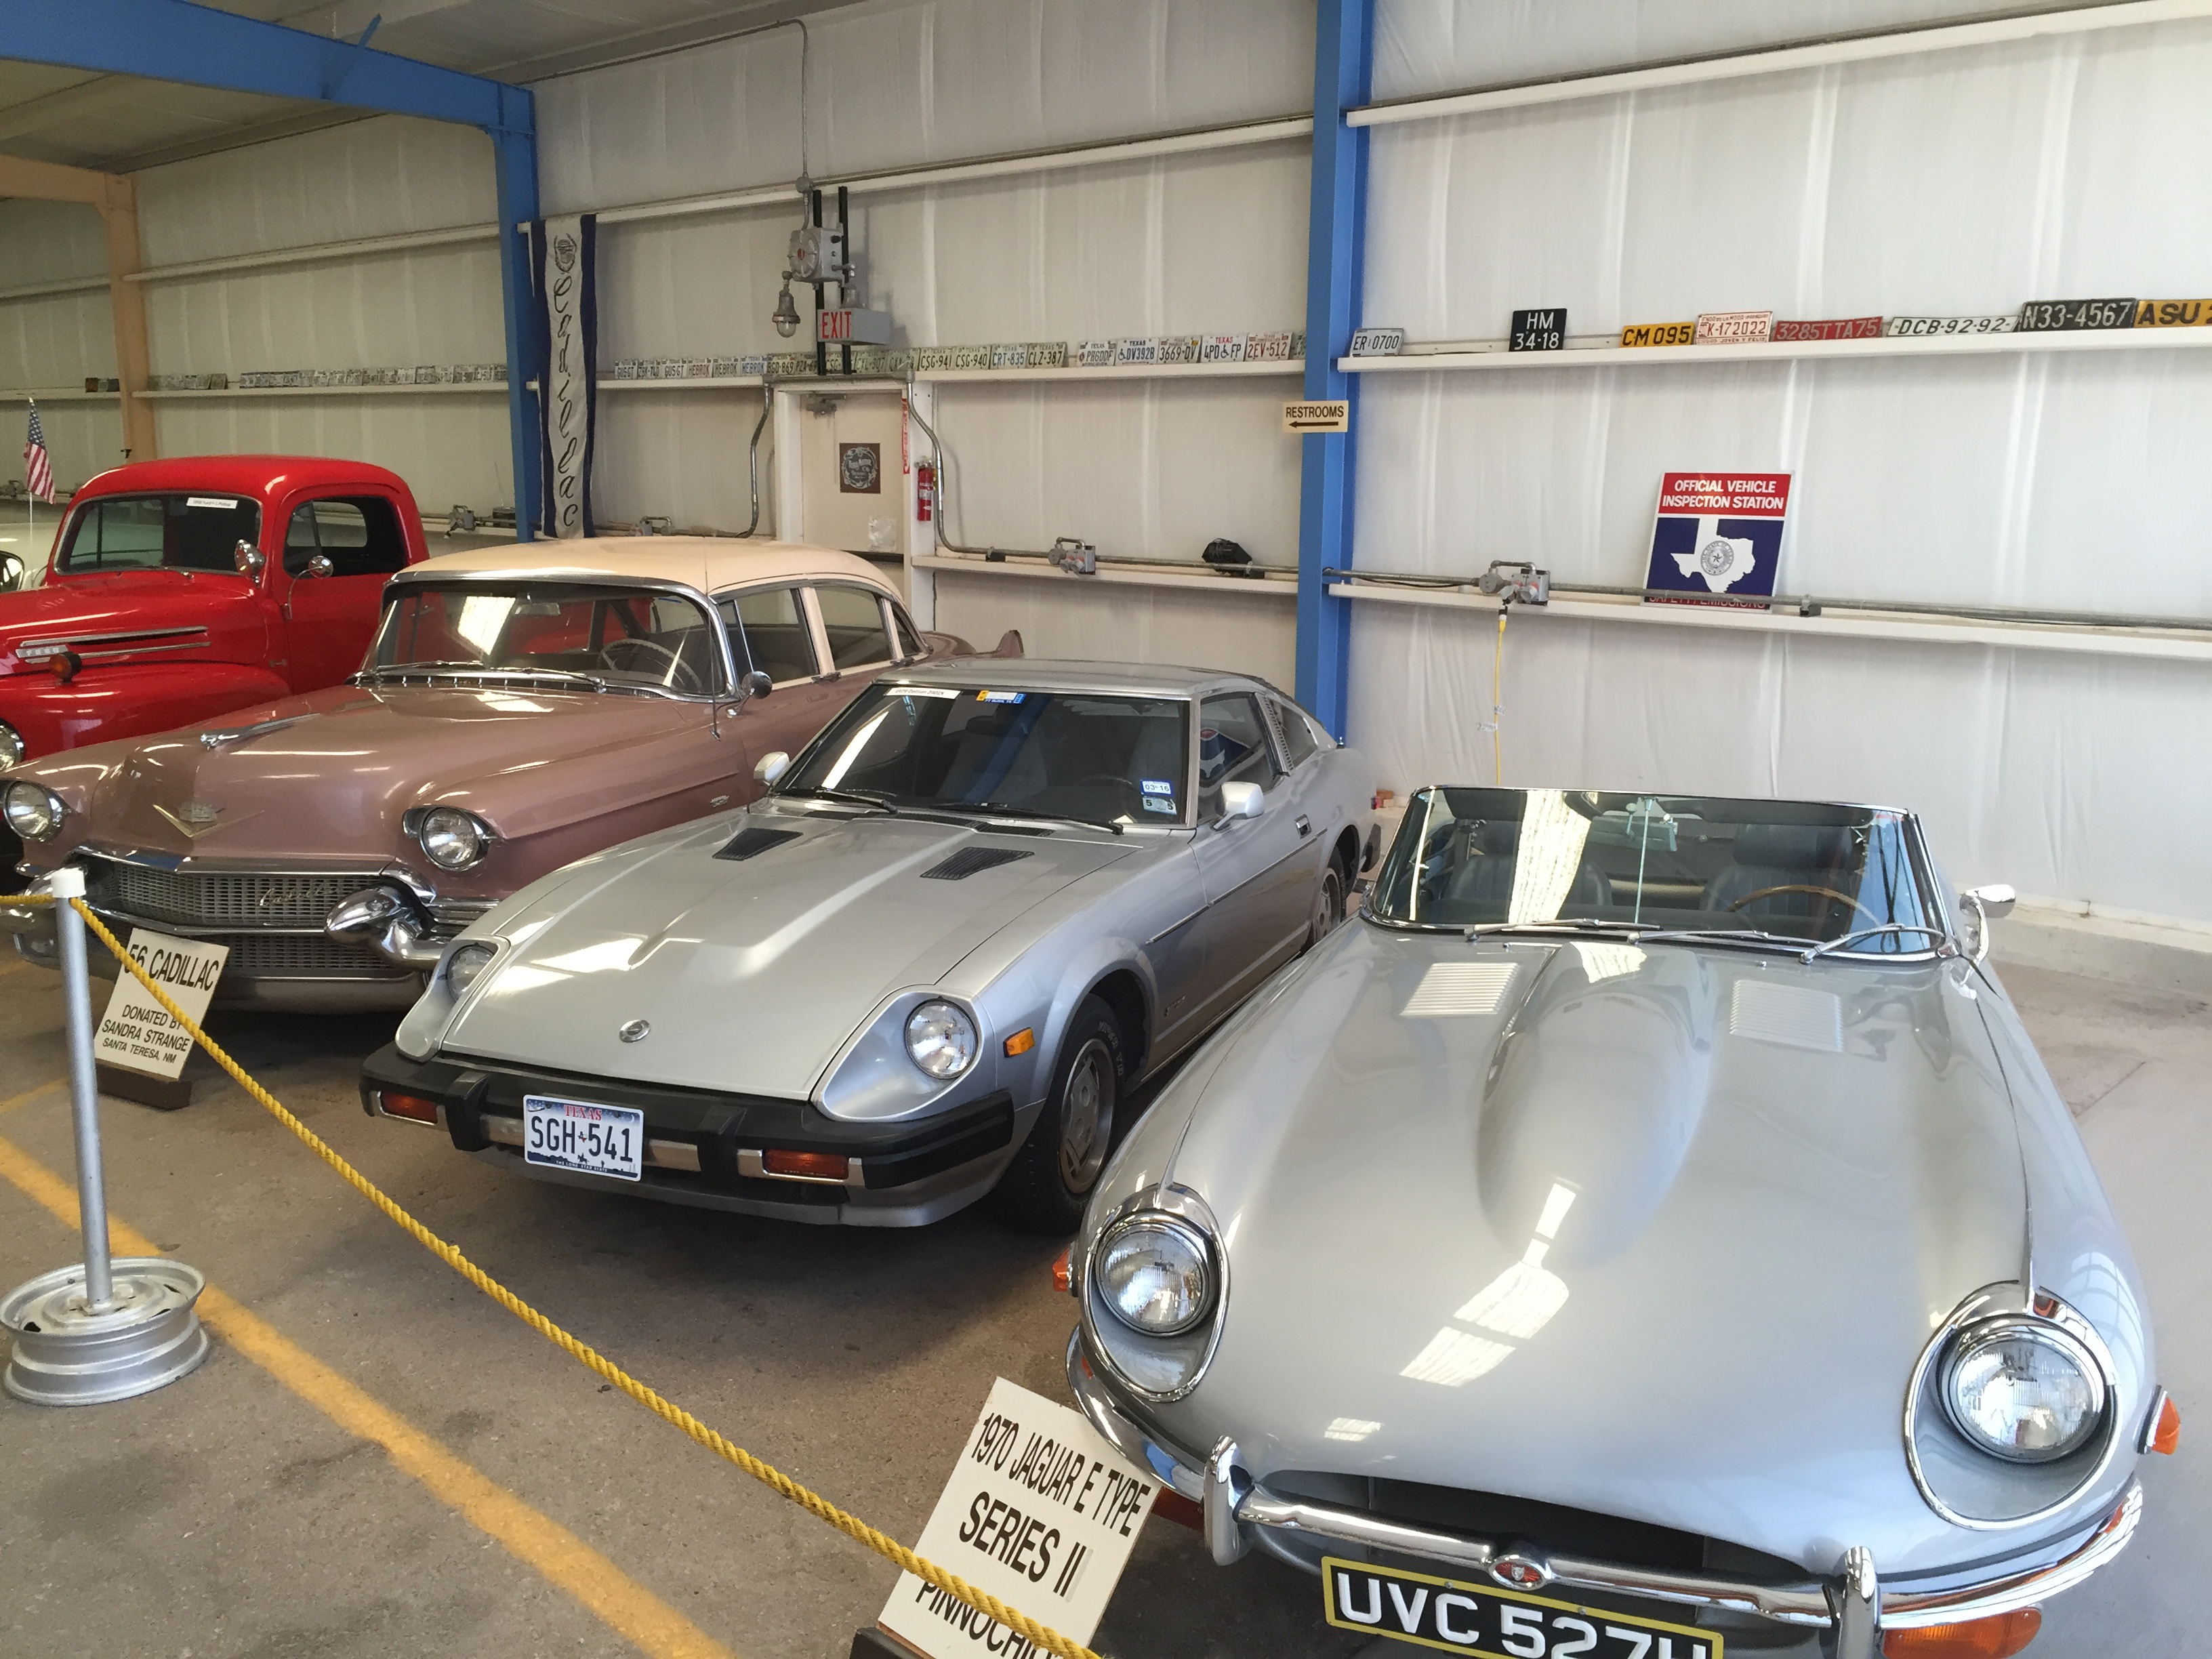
left=185, top=496, right=239, bottom=509
left=897, top=687, right=961, bottom=699
left=1142, top=797, right=1176, bottom=815
left=977, top=690, right=1027, bottom=704
left=1141, top=779, right=1174, bottom=796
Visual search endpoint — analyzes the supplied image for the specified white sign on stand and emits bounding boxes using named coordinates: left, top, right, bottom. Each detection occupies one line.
left=879, top=1377, right=1160, bottom=1659
left=95, top=929, right=228, bottom=1080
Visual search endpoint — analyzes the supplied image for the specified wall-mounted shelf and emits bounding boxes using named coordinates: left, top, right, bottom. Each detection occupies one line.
left=0, top=388, right=121, bottom=403
left=138, top=382, right=510, bottom=400
left=918, top=553, right=1298, bottom=598
left=1328, top=579, right=2212, bottom=665
left=599, top=376, right=765, bottom=392
left=1341, top=329, right=2212, bottom=374
left=922, top=359, right=1304, bottom=385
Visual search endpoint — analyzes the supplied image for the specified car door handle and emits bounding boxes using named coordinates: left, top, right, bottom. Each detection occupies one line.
left=1295, top=815, right=1312, bottom=838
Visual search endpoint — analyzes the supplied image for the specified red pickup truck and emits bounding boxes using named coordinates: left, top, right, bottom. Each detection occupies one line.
left=1, top=455, right=431, bottom=877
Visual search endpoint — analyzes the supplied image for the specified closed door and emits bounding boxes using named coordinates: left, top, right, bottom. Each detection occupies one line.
left=276, top=494, right=413, bottom=690
left=798, top=392, right=907, bottom=555
left=1187, top=691, right=1309, bottom=1023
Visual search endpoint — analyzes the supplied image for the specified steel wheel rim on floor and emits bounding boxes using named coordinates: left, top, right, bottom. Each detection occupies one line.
left=1312, top=868, right=1344, bottom=941
left=1059, top=1038, right=1116, bottom=1192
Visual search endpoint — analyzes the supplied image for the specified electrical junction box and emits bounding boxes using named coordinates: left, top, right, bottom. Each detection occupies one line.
left=787, top=223, right=845, bottom=282
left=818, top=308, right=895, bottom=346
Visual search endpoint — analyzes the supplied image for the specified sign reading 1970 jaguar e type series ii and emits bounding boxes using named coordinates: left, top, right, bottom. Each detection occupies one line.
left=1644, top=472, right=1791, bottom=606
left=879, top=1377, right=1156, bottom=1659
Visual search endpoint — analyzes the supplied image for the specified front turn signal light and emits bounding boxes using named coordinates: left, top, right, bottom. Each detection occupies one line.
left=2151, top=1394, right=2182, bottom=1455
left=1051, top=1245, right=1073, bottom=1294
left=1883, top=1609, right=2041, bottom=1658
left=761, top=1148, right=851, bottom=1181
left=1003, top=1027, right=1036, bottom=1057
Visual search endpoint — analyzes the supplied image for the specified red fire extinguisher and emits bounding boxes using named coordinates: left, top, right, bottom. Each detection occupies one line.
left=915, top=462, right=935, bottom=523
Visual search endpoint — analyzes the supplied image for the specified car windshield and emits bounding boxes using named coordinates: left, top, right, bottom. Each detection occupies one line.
left=1370, top=787, right=1942, bottom=953
left=779, top=683, right=1189, bottom=826
left=56, top=492, right=262, bottom=575
left=367, top=582, right=724, bottom=695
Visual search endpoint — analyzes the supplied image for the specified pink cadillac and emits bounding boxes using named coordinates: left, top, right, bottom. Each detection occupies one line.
left=1, top=537, right=1007, bottom=1008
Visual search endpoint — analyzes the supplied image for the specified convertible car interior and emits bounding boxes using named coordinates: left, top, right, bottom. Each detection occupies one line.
left=1382, top=787, right=1942, bottom=947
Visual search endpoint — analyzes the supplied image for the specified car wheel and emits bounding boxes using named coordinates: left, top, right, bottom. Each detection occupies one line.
left=989, top=995, right=1124, bottom=1235
left=1305, top=861, right=1345, bottom=951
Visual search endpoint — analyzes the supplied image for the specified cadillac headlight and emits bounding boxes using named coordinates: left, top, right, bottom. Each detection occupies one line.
left=418, top=806, right=491, bottom=871
left=3, top=781, right=64, bottom=842
left=0, top=722, right=24, bottom=770
left=1097, top=1214, right=1214, bottom=1336
left=903, top=1000, right=977, bottom=1079
left=1942, top=1319, right=2106, bottom=1463
left=443, top=941, right=497, bottom=996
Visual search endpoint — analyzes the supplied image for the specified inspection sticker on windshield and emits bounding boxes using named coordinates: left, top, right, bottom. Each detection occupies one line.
left=523, top=1094, right=644, bottom=1181
left=1322, top=1557, right=1722, bottom=1658
left=1141, top=779, right=1174, bottom=795
left=184, top=496, right=239, bottom=509
left=879, top=1376, right=1157, bottom=1659
left=977, top=690, right=1027, bottom=703
left=1142, top=798, right=1176, bottom=815
left=898, top=687, right=962, bottom=699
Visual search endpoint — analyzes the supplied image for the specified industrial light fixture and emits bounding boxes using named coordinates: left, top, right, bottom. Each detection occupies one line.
left=772, top=282, right=802, bottom=337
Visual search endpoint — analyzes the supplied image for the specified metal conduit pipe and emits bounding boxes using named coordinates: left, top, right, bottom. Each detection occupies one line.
left=1324, top=568, right=2212, bottom=636
left=737, top=384, right=772, bottom=537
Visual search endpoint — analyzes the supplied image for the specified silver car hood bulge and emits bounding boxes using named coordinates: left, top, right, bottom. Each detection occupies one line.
left=1146, top=924, right=2050, bottom=1571
left=444, top=807, right=1134, bottom=1097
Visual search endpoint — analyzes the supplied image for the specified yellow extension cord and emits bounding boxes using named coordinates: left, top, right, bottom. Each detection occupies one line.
left=18, top=892, right=1103, bottom=1659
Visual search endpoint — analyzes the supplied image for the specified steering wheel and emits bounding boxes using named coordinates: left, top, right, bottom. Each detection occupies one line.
left=598, top=636, right=703, bottom=694
left=1069, top=772, right=1140, bottom=796
left=1725, top=884, right=1880, bottom=922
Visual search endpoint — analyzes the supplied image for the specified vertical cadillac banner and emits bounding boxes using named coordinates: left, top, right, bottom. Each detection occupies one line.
left=532, top=213, right=598, bottom=538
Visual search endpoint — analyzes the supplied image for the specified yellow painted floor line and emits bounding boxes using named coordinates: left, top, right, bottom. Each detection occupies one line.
left=0, top=1132, right=737, bottom=1659
left=0, top=1079, right=61, bottom=1115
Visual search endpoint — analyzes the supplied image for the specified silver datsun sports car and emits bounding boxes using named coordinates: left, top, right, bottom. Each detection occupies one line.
left=1067, top=787, right=2174, bottom=1658
left=359, top=662, right=1374, bottom=1231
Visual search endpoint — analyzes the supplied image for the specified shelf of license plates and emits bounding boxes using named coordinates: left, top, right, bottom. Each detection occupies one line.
left=600, top=331, right=1305, bottom=387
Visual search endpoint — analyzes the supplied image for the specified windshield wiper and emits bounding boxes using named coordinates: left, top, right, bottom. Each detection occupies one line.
left=1463, top=919, right=1658, bottom=940
left=357, top=661, right=612, bottom=693
left=1630, top=927, right=1830, bottom=954
left=784, top=785, right=898, bottom=815
left=357, top=659, right=483, bottom=680
left=937, top=800, right=1124, bottom=836
left=1797, top=924, right=1950, bottom=964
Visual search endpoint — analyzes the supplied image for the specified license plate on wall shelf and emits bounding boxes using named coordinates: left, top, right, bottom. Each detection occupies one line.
left=2016, top=298, right=2136, bottom=331
left=523, top=1094, right=645, bottom=1181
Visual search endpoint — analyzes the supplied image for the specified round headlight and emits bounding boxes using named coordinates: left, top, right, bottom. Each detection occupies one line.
left=1942, top=1319, right=2106, bottom=1463
left=0, top=722, right=24, bottom=770
left=418, top=806, right=490, bottom=871
left=444, top=941, right=497, bottom=996
left=903, top=1000, right=977, bottom=1079
left=3, top=781, right=64, bottom=842
left=1097, top=1214, right=1214, bottom=1336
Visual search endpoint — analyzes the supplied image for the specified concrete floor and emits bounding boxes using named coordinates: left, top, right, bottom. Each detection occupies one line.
left=0, top=954, right=2202, bottom=1659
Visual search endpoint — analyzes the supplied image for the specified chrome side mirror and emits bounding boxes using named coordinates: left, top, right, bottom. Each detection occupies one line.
left=302, top=552, right=335, bottom=579
left=753, top=750, right=790, bottom=787
left=1960, top=882, right=2016, bottom=965
left=739, top=669, right=773, bottom=700
left=233, top=540, right=265, bottom=577
left=1216, top=781, right=1264, bottom=824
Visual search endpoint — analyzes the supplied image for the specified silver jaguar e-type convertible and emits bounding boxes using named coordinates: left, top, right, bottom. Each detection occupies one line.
left=1067, top=786, right=2175, bottom=1658
left=360, top=661, right=1374, bottom=1231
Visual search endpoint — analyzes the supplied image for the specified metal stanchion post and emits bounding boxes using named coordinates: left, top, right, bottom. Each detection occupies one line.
left=1, top=870, right=210, bottom=1406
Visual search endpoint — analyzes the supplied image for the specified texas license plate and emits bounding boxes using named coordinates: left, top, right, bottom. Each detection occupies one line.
left=1322, top=1557, right=1722, bottom=1658
left=523, top=1094, right=645, bottom=1181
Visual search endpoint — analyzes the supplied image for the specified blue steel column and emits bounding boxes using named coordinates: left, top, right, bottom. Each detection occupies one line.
left=1295, top=0, right=1373, bottom=740
left=489, top=86, right=542, bottom=541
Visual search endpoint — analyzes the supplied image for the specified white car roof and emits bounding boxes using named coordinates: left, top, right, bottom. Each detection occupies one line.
left=404, top=535, right=900, bottom=598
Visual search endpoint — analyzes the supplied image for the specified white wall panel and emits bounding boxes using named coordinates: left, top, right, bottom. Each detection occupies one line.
left=152, top=397, right=510, bottom=514
left=930, top=570, right=1296, bottom=688
left=0, top=199, right=108, bottom=287
left=591, top=388, right=778, bottom=532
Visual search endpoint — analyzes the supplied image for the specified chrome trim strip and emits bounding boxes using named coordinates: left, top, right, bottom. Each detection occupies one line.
left=2139, top=1385, right=2172, bottom=1455
left=1064, top=1327, right=1206, bottom=1500
left=480, top=1114, right=703, bottom=1172
left=1881, top=1481, right=2141, bottom=1628
left=17, top=624, right=209, bottom=655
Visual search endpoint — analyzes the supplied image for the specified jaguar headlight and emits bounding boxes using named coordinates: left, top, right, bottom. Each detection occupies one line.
left=0, top=722, right=24, bottom=770
left=3, top=781, right=64, bottom=842
left=1942, top=1319, right=2106, bottom=1463
left=903, top=1000, right=977, bottom=1080
left=1097, top=1214, right=1214, bottom=1336
left=443, top=941, right=497, bottom=996
left=418, top=806, right=491, bottom=871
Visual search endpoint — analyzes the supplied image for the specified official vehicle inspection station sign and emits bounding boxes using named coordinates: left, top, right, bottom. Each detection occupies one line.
left=880, top=1377, right=1158, bottom=1659
left=1644, top=473, right=1793, bottom=606
left=96, top=928, right=228, bottom=1080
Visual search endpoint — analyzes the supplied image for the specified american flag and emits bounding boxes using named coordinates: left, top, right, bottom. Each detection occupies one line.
left=22, top=400, right=54, bottom=504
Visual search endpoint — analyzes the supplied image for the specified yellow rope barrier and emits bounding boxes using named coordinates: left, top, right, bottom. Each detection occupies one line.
left=19, top=891, right=1103, bottom=1659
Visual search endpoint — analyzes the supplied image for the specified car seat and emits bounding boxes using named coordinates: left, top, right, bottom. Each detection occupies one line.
left=1440, top=821, right=1610, bottom=912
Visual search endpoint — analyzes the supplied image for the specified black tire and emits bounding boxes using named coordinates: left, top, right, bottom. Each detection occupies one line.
left=1304, top=859, right=1346, bottom=951
left=989, top=995, right=1124, bottom=1235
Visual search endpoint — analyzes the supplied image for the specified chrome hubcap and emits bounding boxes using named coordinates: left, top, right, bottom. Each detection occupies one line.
left=1059, top=1039, right=1115, bottom=1192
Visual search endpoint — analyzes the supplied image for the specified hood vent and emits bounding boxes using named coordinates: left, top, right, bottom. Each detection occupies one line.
left=1401, top=961, right=1519, bottom=1018
left=1728, top=979, right=1843, bottom=1052
left=716, top=827, right=802, bottom=862
left=920, top=846, right=1033, bottom=881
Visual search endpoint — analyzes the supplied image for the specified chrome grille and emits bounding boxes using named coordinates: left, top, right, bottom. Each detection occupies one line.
left=86, top=861, right=382, bottom=930
left=209, top=933, right=413, bottom=980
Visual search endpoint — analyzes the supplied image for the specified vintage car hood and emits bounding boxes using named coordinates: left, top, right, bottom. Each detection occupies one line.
left=22, top=681, right=713, bottom=860
left=443, top=807, right=1136, bottom=1099
left=0, top=571, right=265, bottom=674
left=1147, top=923, right=2045, bottom=1572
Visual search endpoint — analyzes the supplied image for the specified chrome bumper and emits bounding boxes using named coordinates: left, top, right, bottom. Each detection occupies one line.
left=1065, top=1328, right=2142, bottom=1652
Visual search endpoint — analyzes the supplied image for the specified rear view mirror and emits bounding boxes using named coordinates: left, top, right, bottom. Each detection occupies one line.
left=1963, top=883, right=2015, bottom=919
left=234, top=540, right=265, bottom=578
left=754, top=751, right=791, bottom=787
left=1218, top=781, right=1264, bottom=822
left=739, top=670, right=773, bottom=699
left=302, top=552, right=335, bottom=579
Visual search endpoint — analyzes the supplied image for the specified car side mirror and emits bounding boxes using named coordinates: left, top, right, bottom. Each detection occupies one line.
left=0, top=551, right=24, bottom=592
left=754, top=751, right=790, bottom=786
left=1217, top=781, right=1264, bottom=823
left=234, top=541, right=265, bottom=578
left=302, top=552, right=335, bottom=579
left=1963, top=883, right=2015, bottom=919
left=739, top=670, right=773, bottom=700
